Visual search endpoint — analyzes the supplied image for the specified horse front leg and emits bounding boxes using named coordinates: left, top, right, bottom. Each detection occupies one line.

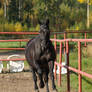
left=31, top=68, right=39, bottom=92
left=49, top=61, right=57, bottom=92
left=44, top=72, right=49, bottom=92
left=34, top=61, right=42, bottom=74
left=38, top=73, right=44, bottom=88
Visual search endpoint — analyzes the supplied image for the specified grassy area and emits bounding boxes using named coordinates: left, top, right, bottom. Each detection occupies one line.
left=56, top=50, right=92, bottom=92
left=0, top=42, right=26, bottom=48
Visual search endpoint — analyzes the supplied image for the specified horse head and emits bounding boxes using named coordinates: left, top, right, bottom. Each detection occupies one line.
left=39, top=19, right=50, bottom=41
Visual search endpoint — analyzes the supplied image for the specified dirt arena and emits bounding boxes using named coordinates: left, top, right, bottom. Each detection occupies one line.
left=0, top=72, right=56, bottom=92
left=0, top=51, right=57, bottom=92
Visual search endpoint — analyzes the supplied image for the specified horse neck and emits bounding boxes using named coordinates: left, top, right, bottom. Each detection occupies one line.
left=39, top=34, right=50, bottom=50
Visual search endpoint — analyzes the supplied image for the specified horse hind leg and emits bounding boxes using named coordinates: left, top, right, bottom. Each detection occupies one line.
left=38, top=74, right=45, bottom=88
left=49, top=61, right=57, bottom=92
left=44, top=72, right=49, bottom=92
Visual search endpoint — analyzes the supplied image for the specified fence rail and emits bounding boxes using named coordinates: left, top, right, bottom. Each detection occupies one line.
left=0, top=48, right=25, bottom=50
left=0, top=31, right=92, bottom=92
left=0, top=32, right=39, bottom=35
left=0, top=39, right=29, bottom=42
left=53, top=38, right=92, bottom=92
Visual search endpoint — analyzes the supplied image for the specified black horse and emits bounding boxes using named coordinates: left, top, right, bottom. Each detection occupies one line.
left=25, top=19, right=57, bottom=92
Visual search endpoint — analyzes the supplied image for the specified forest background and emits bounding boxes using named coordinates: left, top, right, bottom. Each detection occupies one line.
left=0, top=0, right=92, bottom=32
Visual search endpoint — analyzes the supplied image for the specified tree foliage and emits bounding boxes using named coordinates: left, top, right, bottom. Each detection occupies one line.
left=77, top=0, right=92, bottom=4
left=0, top=0, right=92, bottom=31
left=8, top=0, right=19, bottom=22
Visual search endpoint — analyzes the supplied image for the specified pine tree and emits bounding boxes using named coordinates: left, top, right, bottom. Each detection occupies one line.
left=8, top=0, right=19, bottom=22
left=0, top=2, right=1, bottom=8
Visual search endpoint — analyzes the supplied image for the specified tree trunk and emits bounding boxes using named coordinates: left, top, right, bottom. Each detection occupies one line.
left=4, top=0, right=7, bottom=18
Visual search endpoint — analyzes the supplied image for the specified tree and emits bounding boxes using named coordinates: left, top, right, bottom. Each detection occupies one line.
left=77, top=0, right=86, bottom=3
left=77, top=0, right=91, bottom=28
left=4, top=0, right=7, bottom=18
left=18, top=0, right=23, bottom=21
left=77, top=0, right=92, bottom=4
left=8, top=0, right=19, bottom=22
left=0, top=2, right=1, bottom=8
left=0, top=0, right=4, bottom=8
left=23, top=0, right=33, bottom=27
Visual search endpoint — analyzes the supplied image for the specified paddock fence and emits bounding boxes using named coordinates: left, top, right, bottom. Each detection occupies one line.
left=0, top=31, right=92, bottom=92
left=52, top=38, right=92, bottom=92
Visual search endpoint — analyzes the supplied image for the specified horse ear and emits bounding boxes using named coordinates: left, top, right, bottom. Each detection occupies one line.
left=45, top=19, right=49, bottom=26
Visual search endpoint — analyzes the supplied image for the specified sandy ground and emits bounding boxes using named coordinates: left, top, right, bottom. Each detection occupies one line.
left=0, top=51, right=57, bottom=92
left=0, top=72, right=56, bottom=92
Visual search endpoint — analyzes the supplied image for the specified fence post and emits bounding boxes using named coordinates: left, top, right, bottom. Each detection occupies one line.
left=64, top=32, right=66, bottom=54
left=66, top=41, right=70, bottom=92
left=78, top=41, right=82, bottom=92
left=19, top=41, right=21, bottom=47
left=58, top=42, right=62, bottom=86
left=85, top=32, right=87, bottom=47
left=54, top=33, right=57, bottom=80
left=54, top=34, right=57, bottom=50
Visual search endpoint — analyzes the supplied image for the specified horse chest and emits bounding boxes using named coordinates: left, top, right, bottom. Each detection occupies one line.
left=40, top=49, right=51, bottom=61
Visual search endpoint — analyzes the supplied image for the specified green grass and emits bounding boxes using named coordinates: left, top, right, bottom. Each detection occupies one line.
left=56, top=51, right=92, bottom=92
left=0, top=42, right=26, bottom=48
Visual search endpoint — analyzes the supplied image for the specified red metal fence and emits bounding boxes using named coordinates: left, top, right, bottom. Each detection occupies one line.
left=0, top=31, right=92, bottom=92
left=52, top=38, right=92, bottom=92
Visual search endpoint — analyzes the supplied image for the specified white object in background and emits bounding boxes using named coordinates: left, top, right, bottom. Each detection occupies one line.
left=53, top=62, right=67, bottom=74
left=7, top=54, right=24, bottom=72
left=0, top=60, right=3, bottom=73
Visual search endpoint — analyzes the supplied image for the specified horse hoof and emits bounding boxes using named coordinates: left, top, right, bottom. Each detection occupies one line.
left=35, top=89, right=39, bottom=92
left=39, top=82, right=44, bottom=88
left=53, top=89, right=58, bottom=92
left=53, top=90, right=58, bottom=92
